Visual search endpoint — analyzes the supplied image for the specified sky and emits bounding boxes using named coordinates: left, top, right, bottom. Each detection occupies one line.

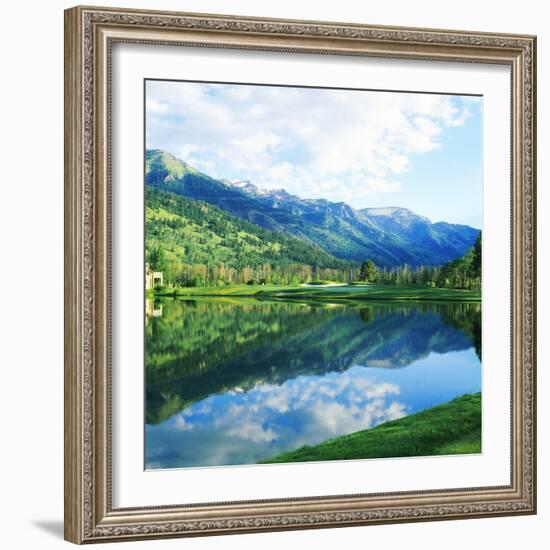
left=146, top=79, right=482, bottom=228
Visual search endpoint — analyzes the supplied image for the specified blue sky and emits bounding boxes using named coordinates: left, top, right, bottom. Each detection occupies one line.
left=146, top=80, right=482, bottom=228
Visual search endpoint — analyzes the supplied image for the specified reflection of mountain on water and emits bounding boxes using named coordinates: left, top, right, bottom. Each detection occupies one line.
left=146, top=299, right=481, bottom=424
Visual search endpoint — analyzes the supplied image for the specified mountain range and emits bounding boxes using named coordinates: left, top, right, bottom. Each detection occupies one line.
left=146, top=149, right=480, bottom=268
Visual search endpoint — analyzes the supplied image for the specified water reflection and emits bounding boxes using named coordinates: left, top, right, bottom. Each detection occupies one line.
left=145, top=298, right=163, bottom=326
left=145, top=299, right=481, bottom=469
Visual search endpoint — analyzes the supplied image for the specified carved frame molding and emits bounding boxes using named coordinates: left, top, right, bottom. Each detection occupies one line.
left=64, top=5, right=536, bottom=544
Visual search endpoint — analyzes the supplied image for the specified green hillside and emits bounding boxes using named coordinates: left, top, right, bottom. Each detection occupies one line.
left=145, top=149, right=480, bottom=267
left=259, top=392, right=481, bottom=463
left=146, top=188, right=354, bottom=285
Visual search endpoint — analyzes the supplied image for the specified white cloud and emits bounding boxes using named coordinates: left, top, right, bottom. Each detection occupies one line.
left=175, top=144, right=199, bottom=159
left=145, top=97, right=168, bottom=113
left=146, top=81, right=476, bottom=205
left=173, top=415, right=191, bottom=431
left=189, top=370, right=405, bottom=445
left=231, top=132, right=282, bottom=157
left=151, top=367, right=412, bottom=467
left=227, top=421, right=277, bottom=443
left=363, top=178, right=402, bottom=194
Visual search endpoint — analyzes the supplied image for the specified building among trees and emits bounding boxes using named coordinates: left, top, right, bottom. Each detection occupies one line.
left=146, top=263, right=163, bottom=289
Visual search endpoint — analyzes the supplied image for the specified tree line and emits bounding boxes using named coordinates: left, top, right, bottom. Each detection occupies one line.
left=147, top=245, right=360, bottom=287
left=358, top=232, right=481, bottom=290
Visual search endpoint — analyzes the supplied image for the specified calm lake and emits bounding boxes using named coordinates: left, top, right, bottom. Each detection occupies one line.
left=145, top=298, right=481, bottom=469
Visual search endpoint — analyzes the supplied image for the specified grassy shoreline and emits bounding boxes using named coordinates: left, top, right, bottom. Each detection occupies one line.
left=151, top=284, right=481, bottom=302
left=259, top=393, right=481, bottom=464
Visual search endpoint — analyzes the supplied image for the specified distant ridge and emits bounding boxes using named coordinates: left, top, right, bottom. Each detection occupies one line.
left=145, top=149, right=480, bottom=267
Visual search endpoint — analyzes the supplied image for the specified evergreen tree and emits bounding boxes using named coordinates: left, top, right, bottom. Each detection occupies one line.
left=471, top=232, right=482, bottom=279
left=359, top=259, right=378, bottom=282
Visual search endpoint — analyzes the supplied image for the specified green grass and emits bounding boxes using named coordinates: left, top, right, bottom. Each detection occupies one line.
left=259, top=393, right=481, bottom=464
left=154, top=284, right=481, bottom=302
left=304, top=280, right=341, bottom=285
left=154, top=284, right=300, bottom=297
left=431, top=427, right=482, bottom=454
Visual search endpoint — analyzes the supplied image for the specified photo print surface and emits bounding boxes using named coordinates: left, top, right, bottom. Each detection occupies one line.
left=144, top=79, right=482, bottom=470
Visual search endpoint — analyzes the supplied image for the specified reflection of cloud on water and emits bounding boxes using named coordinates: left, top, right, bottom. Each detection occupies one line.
left=146, top=366, right=407, bottom=468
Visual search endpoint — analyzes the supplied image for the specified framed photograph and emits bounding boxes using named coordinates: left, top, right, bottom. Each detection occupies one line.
left=64, top=5, right=537, bottom=544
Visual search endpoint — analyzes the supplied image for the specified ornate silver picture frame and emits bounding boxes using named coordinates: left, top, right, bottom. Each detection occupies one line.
left=64, top=5, right=536, bottom=544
